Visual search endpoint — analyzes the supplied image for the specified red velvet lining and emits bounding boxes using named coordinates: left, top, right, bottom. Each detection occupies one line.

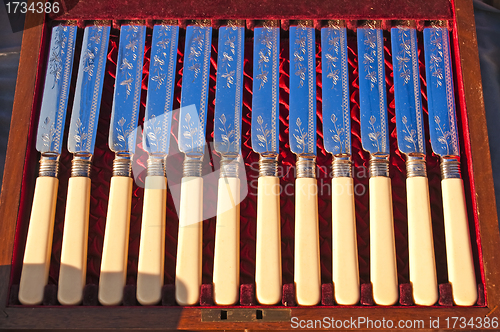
left=8, top=20, right=485, bottom=307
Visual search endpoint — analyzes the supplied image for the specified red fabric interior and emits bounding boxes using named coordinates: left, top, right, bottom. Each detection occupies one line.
left=8, top=19, right=485, bottom=307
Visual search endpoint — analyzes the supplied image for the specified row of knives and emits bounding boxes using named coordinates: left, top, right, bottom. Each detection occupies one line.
left=18, top=19, right=477, bottom=308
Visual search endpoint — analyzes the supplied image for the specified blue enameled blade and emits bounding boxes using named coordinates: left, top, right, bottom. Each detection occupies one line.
left=178, top=25, right=212, bottom=155
left=357, top=27, right=390, bottom=154
left=424, top=26, right=460, bottom=157
left=289, top=25, right=316, bottom=156
left=37, top=25, right=77, bottom=155
left=214, top=25, right=245, bottom=155
left=321, top=25, right=350, bottom=155
left=251, top=25, right=280, bottom=155
left=109, top=25, right=146, bottom=154
left=143, top=24, right=179, bottom=156
left=391, top=27, right=426, bottom=155
left=68, top=25, right=110, bottom=155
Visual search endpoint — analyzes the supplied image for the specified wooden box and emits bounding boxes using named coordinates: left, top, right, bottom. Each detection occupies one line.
left=1, top=0, right=500, bottom=329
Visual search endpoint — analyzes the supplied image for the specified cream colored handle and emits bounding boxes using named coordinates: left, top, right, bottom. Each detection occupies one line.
left=137, top=176, right=167, bottom=305
left=294, top=177, right=321, bottom=306
left=331, top=177, right=360, bottom=305
left=369, top=176, right=398, bottom=306
left=213, top=177, right=240, bottom=305
left=19, top=176, right=59, bottom=305
left=255, top=176, right=282, bottom=305
left=442, top=178, right=477, bottom=306
left=57, top=176, right=91, bottom=305
left=98, top=176, right=133, bottom=306
left=407, top=176, right=438, bottom=306
left=175, top=176, right=203, bottom=306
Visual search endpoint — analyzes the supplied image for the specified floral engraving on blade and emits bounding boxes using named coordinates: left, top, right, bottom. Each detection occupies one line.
left=396, top=29, right=411, bottom=85
left=41, top=117, right=56, bottom=150
left=119, top=26, right=141, bottom=98
left=293, top=27, right=307, bottom=88
left=325, top=30, right=340, bottom=87
left=434, top=115, right=451, bottom=155
left=150, top=25, right=171, bottom=90
left=182, top=113, right=198, bottom=151
left=363, top=29, right=377, bottom=90
left=428, top=29, right=444, bottom=87
left=293, top=117, right=307, bottom=154
left=82, top=26, right=103, bottom=80
left=49, top=25, right=68, bottom=89
left=73, top=118, right=88, bottom=151
left=256, top=115, right=271, bottom=151
left=220, top=28, right=236, bottom=88
left=401, top=115, right=417, bottom=151
left=330, top=114, right=348, bottom=154
left=114, top=117, right=134, bottom=151
left=188, top=27, right=206, bottom=78
left=145, top=114, right=161, bottom=153
left=368, top=115, right=382, bottom=151
left=256, top=27, right=274, bottom=90
left=218, top=114, right=235, bottom=153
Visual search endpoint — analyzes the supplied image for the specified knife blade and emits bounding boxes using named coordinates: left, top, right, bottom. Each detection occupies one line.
left=137, top=23, right=179, bottom=306
left=321, top=20, right=360, bottom=306
left=424, top=23, right=477, bottom=306
left=212, top=20, right=245, bottom=306
left=175, top=21, right=212, bottom=306
left=391, top=23, right=437, bottom=306
left=289, top=21, right=320, bottom=306
left=19, top=24, right=77, bottom=306
left=357, top=21, right=398, bottom=306
left=99, top=24, right=146, bottom=306
left=57, top=24, right=110, bottom=306
left=251, top=21, right=281, bottom=305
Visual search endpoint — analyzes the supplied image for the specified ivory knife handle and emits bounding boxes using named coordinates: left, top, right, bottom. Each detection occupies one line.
left=407, top=176, right=438, bottom=306
left=137, top=176, right=167, bottom=305
left=331, top=177, right=360, bottom=305
left=175, top=177, right=203, bottom=306
left=255, top=176, right=282, bottom=305
left=442, top=178, right=477, bottom=306
left=294, top=177, right=321, bottom=306
left=98, top=176, right=133, bottom=306
left=370, top=176, right=398, bottom=306
left=58, top=176, right=91, bottom=305
left=213, top=177, right=240, bottom=306
left=19, top=177, right=59, bottom=305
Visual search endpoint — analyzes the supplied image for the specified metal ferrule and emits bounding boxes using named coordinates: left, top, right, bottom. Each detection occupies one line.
left=332, top=154, right=352, bottom=178
left=369, top=153, right=390, bottom=177
left=406, top=153, right=427, bottom=178
left=220, top=154, right=240, bottom=178
left=296, top=154, right=316, bottom=179
left=258, top=153, right=278, bottom=177
left=440, top=155, right=461, bottom=179
left=146, top=155, right=166, bottom=177
left=39, top=153, right=60, bottom=177
left=70, top=153, right=93, bottom=177
left=182, top=153, right=203, bottom=177
left=112, top=152, right=133, bottom=177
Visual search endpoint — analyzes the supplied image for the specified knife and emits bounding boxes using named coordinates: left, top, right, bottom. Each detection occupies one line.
left=98, top=24, right=146, bottom=306
left=175, top=21, right=212, bottom=306
left=321, top=20, right=360, bottom=306
left=57, top=24, right=110, bottom=306
left=137, top=23, right=179, bottom=306
left=392, top=22, right=438, bottom=306
left=212, top=20, right=245, bottom=306
left=424, top=22, right=477, bottom=306
left=357, top=21, right=398, bottom=306
left=18, top=24, right=77, bottom=306
left=251, top=21, right=281, bottom=305
left=289, top=21, right=320, bottom=306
